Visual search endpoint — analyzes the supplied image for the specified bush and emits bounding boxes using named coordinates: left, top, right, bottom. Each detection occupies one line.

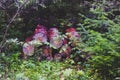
left=0, top=0, right=120, bottom=80
left=79, top=2, right=120, bottom=79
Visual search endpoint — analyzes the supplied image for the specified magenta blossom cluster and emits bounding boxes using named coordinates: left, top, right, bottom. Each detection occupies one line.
left=66, top=28, right=80, bottom=40
left=48, top=28, right=63, bottom=49
left=33, top=25, right=48, bottom=43
left=22, top=24, right=80, bottom=61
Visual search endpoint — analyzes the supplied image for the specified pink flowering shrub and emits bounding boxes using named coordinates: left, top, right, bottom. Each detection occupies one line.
left=22, top=24, right=80, bottom=61
left=22, top=42, right=34, bottom=58
left=48, top=28, right=63, bottom=49
left=66, top=28, right=80, bottom=40
left=33, top=25, right=48, bottom=43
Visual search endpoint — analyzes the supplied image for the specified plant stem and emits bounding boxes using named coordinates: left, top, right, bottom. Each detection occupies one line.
left=0, top=0, right=29, bottom=51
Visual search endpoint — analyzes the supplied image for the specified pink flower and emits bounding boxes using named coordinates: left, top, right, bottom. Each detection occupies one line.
left=23, top=42, right=34, bottom=56
left=66, top=28, right=76, bottom=32
left=33, top=33, right=47, bottom=42
left=66, top=28, right=80, bottom=39
left=50, top=38, right=63, bottom=49
left=48, top=28, right=63, bottom=49
left=33, top=24, right=47, bottom=42
left=34, top=24, right=47, bottom=34
left=41, top=46, right=53, bottom=60
left=48, top=28, right=59, bottom=39
left=42, top=46, right=52, bottom=57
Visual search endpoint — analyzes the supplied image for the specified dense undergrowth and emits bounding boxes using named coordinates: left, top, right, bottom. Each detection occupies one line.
left=0, top=0, right=120, bottom=80
left=0, top=53, right=93, bottom=80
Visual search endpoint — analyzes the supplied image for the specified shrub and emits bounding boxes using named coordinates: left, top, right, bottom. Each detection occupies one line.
left=78, top=2, right=120, bottom=79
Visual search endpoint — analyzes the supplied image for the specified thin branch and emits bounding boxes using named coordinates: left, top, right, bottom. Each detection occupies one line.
left=0, top=4, right=5, bottom=9
left=0, top=0, right=29, bottom=50
left=0, top=8, right=20, bottom=47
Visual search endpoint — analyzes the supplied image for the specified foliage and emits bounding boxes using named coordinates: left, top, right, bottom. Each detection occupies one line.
left=21, top=24, right=81, bottom=62
left=0, top=0, right=120, bottom=80
left=78, top=2, right=120, bottom=80
left=0, top=56, right=92, bottom=80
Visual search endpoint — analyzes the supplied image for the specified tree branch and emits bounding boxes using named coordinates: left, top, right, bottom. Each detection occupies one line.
left=0, top=0, right=29, bottom=51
